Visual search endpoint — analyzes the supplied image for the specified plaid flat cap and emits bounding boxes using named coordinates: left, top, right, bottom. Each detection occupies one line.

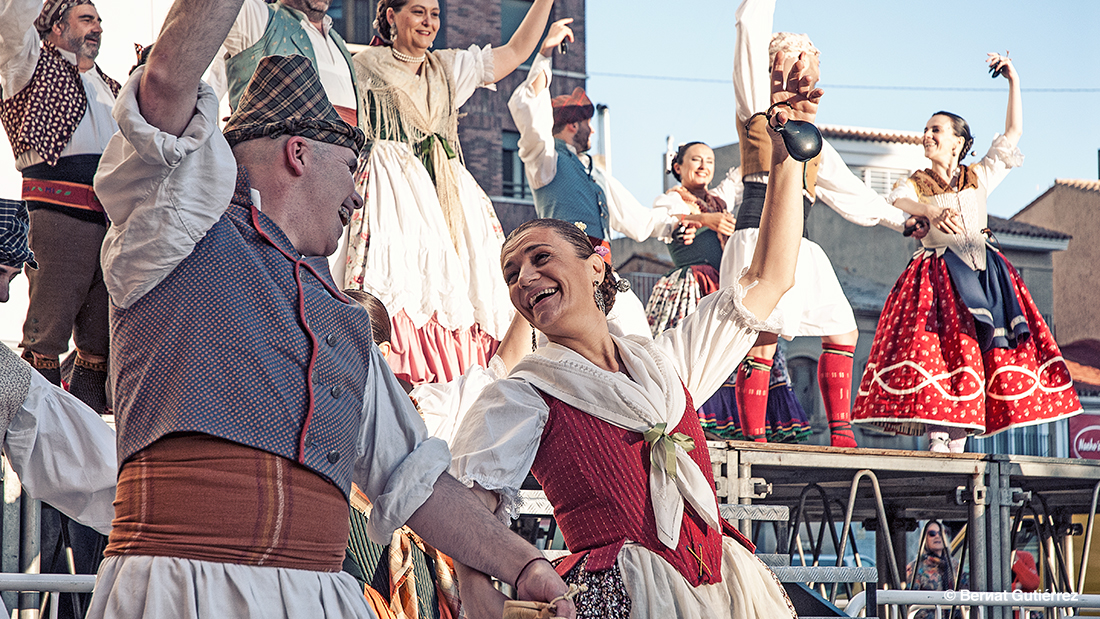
left=223, top=54, right=364, bottom=153
left=0, top=199, right=37, bottom=269
left=552, top=87, right=594, bottom=127
left=34, top=0, right=93, bottom=36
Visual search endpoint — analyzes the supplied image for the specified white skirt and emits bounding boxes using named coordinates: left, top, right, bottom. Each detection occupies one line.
left=719, top=228, right=856, bottom=339
left=86, top=555, right=375, bottom=619
left=339, top=140, right=513, bottom=340
left=619, top=537, right=795, bottom=619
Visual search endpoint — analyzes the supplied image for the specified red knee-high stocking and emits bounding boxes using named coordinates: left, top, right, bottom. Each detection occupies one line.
left=736, top=356, right=772, bottom=442
left=819, top=343, right=857, bottom=448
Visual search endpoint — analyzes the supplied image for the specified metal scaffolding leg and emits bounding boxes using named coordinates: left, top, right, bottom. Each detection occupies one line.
left=969, top=471, right=988, bottom=595
left=3, top=455, right=22, bottom=614
left=738, top=460, right=752, bottom=537
left=20, top=497, right=40, bottom=619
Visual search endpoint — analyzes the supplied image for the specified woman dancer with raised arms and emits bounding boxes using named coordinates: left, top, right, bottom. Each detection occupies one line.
left=343, top=0, right=554, bottom=386
left=852, top=54, right=1081, bottom=451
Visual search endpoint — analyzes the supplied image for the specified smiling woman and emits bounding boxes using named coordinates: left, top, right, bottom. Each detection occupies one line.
left=851, top=55, right=1082, bottom=451
left=448, top=92, right=812, bottom=617
left=340, top=0, right=556, bottom=386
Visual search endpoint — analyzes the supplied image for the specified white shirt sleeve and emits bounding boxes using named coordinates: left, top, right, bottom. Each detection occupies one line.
left=650, top=278, right=783, bottom=405
left=0, top=0, right=41, bottom=99
left=814, top=139, right=909, bottom=232
left=5, top=371, right=117, bottom=536
left=595, top=164, right=678, bottom=242
left=711, top=167, right=744, bottom=214
left=354, top=344, right=452, bottom=544
left=443, top=44, right=496, bottom=108
left=94, top=66, right=238, bottom=309
left=448, top=377, right=549, bottom=524
left=410, top=357, right=506, bottom=445
left=970, top=134, right=1024, bottom=196
left=507, top=52, right=557, bottom=191
left=733, top=0, right=775, bottom=123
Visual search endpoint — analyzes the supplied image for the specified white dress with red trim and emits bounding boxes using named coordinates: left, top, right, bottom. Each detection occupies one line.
left=852, top=136, right=1081, bottom=436
left=449, top=281, right=795, bottom=618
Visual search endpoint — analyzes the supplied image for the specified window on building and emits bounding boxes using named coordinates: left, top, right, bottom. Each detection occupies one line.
left=329, top=0, right=447, bottom=48
left=502, top=130, right=532, bottom=200
left=855, top=167, right=911, bottom=197
left=501, top=0, right=549, bottom=66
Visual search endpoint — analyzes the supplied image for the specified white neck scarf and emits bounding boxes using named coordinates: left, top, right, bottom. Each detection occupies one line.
left=511, top=335, right=721, bottom=549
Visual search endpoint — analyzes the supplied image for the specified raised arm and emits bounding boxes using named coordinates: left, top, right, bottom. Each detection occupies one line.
left=733, top=0, right=776, bottom=122
left=0, top=0, right=44, bottom=97
left=738, top=52, right=817, bottom=318
left=989, top=52, right=1022, bottom=146
left=490, top=0, right=553, bottom=83
left=139, top=0, right=246, bottom=136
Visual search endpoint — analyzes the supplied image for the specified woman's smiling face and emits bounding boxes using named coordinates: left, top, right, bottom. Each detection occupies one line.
left=501, top=226, right=604, bottom=338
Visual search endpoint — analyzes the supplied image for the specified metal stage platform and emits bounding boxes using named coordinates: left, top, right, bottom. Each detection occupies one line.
left=709, top=441, right=1100, bottom=615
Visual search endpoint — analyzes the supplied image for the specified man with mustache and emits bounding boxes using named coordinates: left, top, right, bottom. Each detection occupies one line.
left=0, top=0, right=119, bottom=415
left=0, top=4, right=119, bottom=614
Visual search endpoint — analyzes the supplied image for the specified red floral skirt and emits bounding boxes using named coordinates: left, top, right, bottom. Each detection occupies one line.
left=852, top=251, right=1080, bottom=436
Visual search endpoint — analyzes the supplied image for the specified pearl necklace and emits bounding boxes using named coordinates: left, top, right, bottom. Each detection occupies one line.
left=391, top=47, right=426, bottom=64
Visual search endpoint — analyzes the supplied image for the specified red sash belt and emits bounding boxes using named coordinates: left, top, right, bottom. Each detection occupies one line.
left=22, top=178, right=103, bottom=212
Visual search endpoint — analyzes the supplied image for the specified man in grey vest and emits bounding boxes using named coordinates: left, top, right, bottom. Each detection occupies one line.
left=208, top=0, right=358, bottom=123
left=84, top=0, right=575, bottom=615
left=509, top=20, right=686, bottom=338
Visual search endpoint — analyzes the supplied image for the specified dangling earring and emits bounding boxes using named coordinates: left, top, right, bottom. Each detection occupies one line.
left=531, top=327, right=538, bottom=352
left=389, top=22, right=396, bottom=43
left=594, top=282, right=607, bottom=315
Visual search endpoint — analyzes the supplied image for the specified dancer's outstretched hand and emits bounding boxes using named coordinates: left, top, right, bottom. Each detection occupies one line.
left=770, top=51, right=824, bottom=123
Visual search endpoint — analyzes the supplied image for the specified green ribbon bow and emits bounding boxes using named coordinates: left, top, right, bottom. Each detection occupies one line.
left=414, top=133, right=458, bottom=185
left=643, top=422, right=696, bottom=480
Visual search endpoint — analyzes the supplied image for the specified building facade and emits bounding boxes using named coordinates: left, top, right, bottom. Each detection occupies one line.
left=1012, top=179, right=1100, bottom=345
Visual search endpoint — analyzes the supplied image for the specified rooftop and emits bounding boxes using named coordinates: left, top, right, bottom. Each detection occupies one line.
left=1053, top=178, right=1100, bottom=193
left=988, top=215, right=1071, bottom=241
left=818, top=124, right=923, bottom=145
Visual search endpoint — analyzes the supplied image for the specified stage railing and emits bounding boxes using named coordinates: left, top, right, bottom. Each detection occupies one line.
left=0, top=573, right=95, bottom=619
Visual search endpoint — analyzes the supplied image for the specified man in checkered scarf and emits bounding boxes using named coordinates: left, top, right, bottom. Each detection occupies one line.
left=83, top=1, right=576, bottom=617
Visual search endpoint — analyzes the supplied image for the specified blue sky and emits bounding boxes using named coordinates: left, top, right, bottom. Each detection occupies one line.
left=586, top=1, right=1100, bottom=219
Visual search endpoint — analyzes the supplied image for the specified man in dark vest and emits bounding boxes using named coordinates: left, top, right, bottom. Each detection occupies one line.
left=509, top=21, right=684, bottom=339
left=86, top=0, right=574, bottom=615
left=0, top=0, right=118, bottom=415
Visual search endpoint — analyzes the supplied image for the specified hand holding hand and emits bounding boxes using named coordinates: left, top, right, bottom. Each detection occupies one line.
left=770, top=51, right=824, bottom=123
left=929, top=204, right=963, bottom=235
left=700, top=212, right=737, bottom=237
left=516, top=559, right=575, bottom=618
left=540, top=18, right=575, bottom=57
